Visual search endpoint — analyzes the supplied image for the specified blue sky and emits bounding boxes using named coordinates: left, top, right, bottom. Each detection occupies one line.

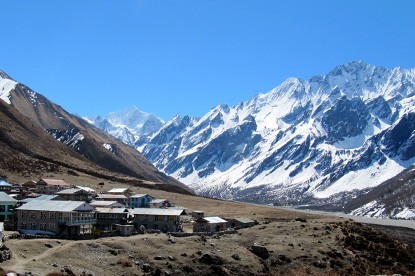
left=1, top=1, right=414, bottom=121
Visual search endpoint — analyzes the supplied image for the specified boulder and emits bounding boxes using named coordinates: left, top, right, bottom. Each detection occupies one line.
left=251, top=244, right=270, bottom=259
left=199, top=253, right=224, bottom=265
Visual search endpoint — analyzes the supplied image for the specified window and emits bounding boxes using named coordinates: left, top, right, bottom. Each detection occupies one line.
left=39, top=223, right=46, bottom=230
left=154, top=216, right=159, bottom=221
left=7, top=205, right=13, bottom=212
left=0, top=215, right=5, bottom=221
left=21, top=223, right=27, bottom=229
left=50, top=212, right=56, bottom=219
left=97, top=213, right=106, bottom=218
left=0, top=205, right=5, bottom=212
left=109, top=214, right=117, bottom=219
left=49, top=223, right=56, bottom=231
left=21, top=211, right=28, bottom=218
left=31, top=222, right=36, bottom=229
left=30, top=211, right=36, bottom=218
left=164, top=216, right=168, bottom=222
left=40, top=212, right=47, bottom=219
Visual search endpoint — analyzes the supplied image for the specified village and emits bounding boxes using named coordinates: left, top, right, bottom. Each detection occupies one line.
left=0, top=179, right=257, bottom=239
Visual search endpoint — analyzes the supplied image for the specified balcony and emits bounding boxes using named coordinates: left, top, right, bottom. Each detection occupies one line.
left=58, top=219, right=97, bottom=226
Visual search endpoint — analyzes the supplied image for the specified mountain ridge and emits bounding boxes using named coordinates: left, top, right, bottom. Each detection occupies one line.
left=0, top=71, right=192, bottom=194
left=91, top=61, right=415, bottom=218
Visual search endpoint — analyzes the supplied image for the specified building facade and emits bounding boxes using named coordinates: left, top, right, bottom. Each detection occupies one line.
left=36, top=179, right=72, bottom=195
left=0, top=192, right=17, bottom=221
left=15, top=200, right=96, bottom=236
left=95, top=208, right=130, bottom=231
left=129, top=194, right=154, bottom=208
left=132, top=208, right=185, bottom=232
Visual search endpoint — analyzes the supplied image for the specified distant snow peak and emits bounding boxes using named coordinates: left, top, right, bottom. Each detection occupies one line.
left=87, top=106, right=165, bottom=147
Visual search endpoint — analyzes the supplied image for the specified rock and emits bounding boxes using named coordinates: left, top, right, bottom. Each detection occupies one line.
left=196, top=250, right=202, bottom=256
left=109, top=249, right=118, bottom=256
left=142, top=263, right=152, bottom=273
left=313, top=260, right=328, bottom=269
left=45, top=243, right=53, bottom=248
left=52, top=263, right=58, bottom=267
left=209, top=243, right=215, bottom=247
left=168, top=256, right=176, bottom=261
left=199, top=253, right=224, bottom=265
left=251, top=245, right=270, bottom=259
left=64, top=266, right=76, bottom=276
left=231, top=254, right=241, bottom=261
left=201, top=235, right=207, bottom=242
left=180, top=253, right=188, bottom=257
left=295, top=217, right=307, bottom=223
left=154, top=256, right=165, bottom=260
left=168, top=237, right=177, bottom=244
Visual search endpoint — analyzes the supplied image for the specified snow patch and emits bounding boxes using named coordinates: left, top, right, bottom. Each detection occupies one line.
left=0, top=78, right=17, bottom=104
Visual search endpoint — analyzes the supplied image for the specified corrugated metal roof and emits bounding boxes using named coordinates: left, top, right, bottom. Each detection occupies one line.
left=76, top=186, right=96, bottom=193
left=132, top=208, right=184, bottom=216
left=40, top=179, right=71, bottom=186
left=150, top=198, right=167, bottom=203
left=96, top=194, right=127, bottom=199
left=0, top=192, right=17, bottom=202
left=16, top=200, right=94, bottom=212
left=203, top=217, right=228, bottom=223
left=20, top=195, right=61, bottom=203
left=130, top=194, right=152, bottom=198
left=95, top=207, right=130, bottom=214
left=233, top=217, right=255, bottom=224
left=56, top=188, right=83, bottom=195
left=107, top=188, right=132, bottom=193
left=90, top=201, right=119, bottom=206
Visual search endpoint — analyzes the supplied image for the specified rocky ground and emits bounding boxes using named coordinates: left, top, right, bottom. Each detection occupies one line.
left=1, top=215, right=415, bottom=275
left=0, top=174, right=414, bottom=275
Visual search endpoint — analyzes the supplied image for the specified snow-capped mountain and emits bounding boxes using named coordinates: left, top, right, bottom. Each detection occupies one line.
left=137, top=61, right=415, bottom=207
left=86, top=106, right=164, bottom=146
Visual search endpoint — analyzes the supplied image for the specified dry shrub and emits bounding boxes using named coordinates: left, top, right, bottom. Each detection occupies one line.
left=116, top=257, right=132, bottom=267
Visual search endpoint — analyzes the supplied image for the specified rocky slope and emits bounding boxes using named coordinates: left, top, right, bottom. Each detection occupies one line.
left=136, top=61, right=415, bottom=210
left=0, top=70, right=191, bottom=194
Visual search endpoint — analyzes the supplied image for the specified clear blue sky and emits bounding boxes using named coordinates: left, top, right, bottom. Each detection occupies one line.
left=1, top=1, right=414, bottom=121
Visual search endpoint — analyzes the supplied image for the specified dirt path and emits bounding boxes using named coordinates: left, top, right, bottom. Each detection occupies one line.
left=1, top=239, right=76, bottom=274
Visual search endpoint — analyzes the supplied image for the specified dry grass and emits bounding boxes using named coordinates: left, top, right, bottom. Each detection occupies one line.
left=116, top=257, right=133, bottom=267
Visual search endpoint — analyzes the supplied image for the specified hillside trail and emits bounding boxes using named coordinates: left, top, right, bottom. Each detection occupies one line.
left=2, top=239, right=77, bottom=274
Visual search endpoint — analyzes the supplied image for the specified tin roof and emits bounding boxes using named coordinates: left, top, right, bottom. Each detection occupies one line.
left=150, top=198, right=167, bottom=204
left=96, top=194, right=127, bottom=199
left=76, top=186, right=96, bottom=193
left=107, top=188, right=133, bottom=193
left=95, top=207, right=130, bottom=214
left=39, top=179, right=71, bottom=186
left=201, top=217, right=227, bottom=223
left=132, top=208, right=185, bottom=216
left=0, top=192, right=17, bottom=202
left=89, top=201, right=123, bottom=207
left=16, top=200, right=94, bottom=212
left=130, top=194, right=153, bottom=198
left=232, top=217, right=255, bottom=224
left=0, top=181, right=11, bottom=187
left=56, top=188, right=85, bottom=195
